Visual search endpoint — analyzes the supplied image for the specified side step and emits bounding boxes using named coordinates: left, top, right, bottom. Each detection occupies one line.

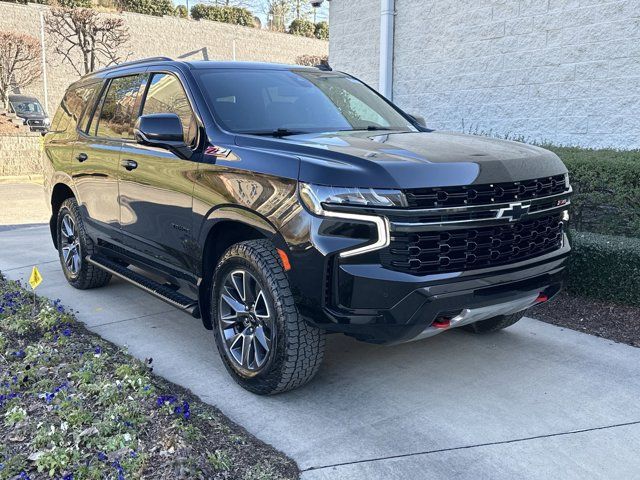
left=87, top=255, right=200, bottom=318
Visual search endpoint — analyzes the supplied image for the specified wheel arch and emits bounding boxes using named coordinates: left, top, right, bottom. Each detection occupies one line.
left=197, top=207, right=286, bottom=330
left=50, top=182, right=77, bottom=249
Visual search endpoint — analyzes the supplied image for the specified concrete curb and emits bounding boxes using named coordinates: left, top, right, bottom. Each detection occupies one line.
left=0, top=174, right=44, bottom=185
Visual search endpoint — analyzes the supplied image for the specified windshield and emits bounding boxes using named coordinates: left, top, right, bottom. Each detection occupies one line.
left=10, top=100, right=44, bottom=115
left=195, top=69, right=417, bottom=135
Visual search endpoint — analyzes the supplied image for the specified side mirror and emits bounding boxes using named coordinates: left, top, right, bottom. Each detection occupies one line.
left=134, top=113, right=192, bottom=160
left=409, top=113, right=427, bottom=128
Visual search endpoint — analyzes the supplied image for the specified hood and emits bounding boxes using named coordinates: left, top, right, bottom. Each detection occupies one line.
left=235, top=130, right=567, bottom=189
left=14, top=111, right=47, bottom=120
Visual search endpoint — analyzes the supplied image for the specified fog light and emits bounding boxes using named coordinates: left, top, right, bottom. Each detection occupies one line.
left=562, top=210, right=569, bottom=222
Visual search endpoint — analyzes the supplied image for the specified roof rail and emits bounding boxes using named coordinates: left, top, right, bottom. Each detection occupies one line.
left=96, top=56, right=173, bottom=74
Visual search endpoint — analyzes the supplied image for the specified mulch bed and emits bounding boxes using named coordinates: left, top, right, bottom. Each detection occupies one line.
left=531, top=292, right=640, bottom=348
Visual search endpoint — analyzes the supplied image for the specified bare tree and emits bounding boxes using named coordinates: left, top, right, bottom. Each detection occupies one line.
left=0, top=32, right=42, bottom=109
left=261, top=0, right=291, bottom=31
left=46, top=6, right=130, bottom=77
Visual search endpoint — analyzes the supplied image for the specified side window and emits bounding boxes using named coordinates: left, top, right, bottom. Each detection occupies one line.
left=52, top=82, right=100, bottom=132
left=142, top=73, right=197, bottom=147
left=93, top=75, right=146, bottom=139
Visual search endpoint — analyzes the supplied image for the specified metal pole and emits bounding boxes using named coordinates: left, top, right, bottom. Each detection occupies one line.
left=379, top=0, right=395, bottom=100
left=39, top=10, right=49, bottom=113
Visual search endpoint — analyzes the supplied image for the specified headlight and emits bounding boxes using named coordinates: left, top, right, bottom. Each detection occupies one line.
left=44, top=117, right=51, bottom=126
left=299, top=183, right=393, bottom=258
left=299, top=183, right=406, bottom=215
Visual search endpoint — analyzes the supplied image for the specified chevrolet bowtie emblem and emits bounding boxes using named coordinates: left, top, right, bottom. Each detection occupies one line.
left=497, top=202, right=531, bottom=222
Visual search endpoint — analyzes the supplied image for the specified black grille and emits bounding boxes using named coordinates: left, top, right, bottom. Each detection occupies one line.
left=383, top=213, right=564, bottom=275
left=404, top=174, right=568, bottom=208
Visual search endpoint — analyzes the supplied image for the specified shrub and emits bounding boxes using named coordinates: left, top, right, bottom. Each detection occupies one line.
left=545, top=146, right=640, bottom=238
left=314, top=20, right=328, bottom=40
left=289, top=18, right=315, bottom=38
left=190, top=4, right=255, bottom=27
left=295, top=54, right=328, bottom=67
left=118, top=0, right=174, bottom=16
left=567, top=230, right=640, bottom=306
left=174, top=4, right=187, bottom=18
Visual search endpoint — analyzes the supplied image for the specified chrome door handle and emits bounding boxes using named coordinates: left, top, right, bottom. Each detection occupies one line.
left=76, top=152, right=88, bottom=163
left=121, top=159, right=138, bottom=171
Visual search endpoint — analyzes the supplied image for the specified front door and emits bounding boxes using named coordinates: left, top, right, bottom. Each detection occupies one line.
left=118, top=71, right=200, bottom=275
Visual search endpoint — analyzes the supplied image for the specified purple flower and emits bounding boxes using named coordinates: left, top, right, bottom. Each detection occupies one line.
left=97, top=452, right=107, bottom=462
left=62, top=328, right=72, bottom=337
left=63, top=474, right=73, bottom=480
left=19, top=472, right=31, bottom=480
left=11, top=350, right=25, bottom=359
left=94, top=346, right=101, bottom=355
left=156, top=395, right=177, bottom=407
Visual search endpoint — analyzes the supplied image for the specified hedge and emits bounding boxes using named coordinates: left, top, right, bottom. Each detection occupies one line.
left=118, top=0, right=175, bottom=16
left=567, top=230, right=640, bottom=306
left=546, top=146, right=640, bottom=238
left=289, top=18, right=315, bottom=37
left=190, top=4, right=255, bottom=26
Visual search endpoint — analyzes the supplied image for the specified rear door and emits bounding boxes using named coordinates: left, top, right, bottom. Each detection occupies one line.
left=73, top=74, right=147, bottom=240
left=118, top=69, right=200, bottom=275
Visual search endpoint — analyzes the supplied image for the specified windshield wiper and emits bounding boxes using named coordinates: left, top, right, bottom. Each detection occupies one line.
left=342, top=126, right=404, bottom=132
left=246, top=128, right=309, bottom=138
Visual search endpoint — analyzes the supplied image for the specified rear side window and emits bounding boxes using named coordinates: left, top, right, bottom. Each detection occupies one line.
left=93, top=74, right=146, bottom=139
left=142, top=73, right=197, bottom=147
left=51, top=82, right=100, bottom=132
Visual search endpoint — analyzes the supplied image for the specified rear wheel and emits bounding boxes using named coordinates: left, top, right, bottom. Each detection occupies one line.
left=210, top=240, right=325, bottom=395
left=462, top=311, right=525, bottom=334
left=56, top=198, right=111, bottom=289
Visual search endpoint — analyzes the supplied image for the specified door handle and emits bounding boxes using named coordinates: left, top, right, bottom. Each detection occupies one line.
left=121, top=159, right=138, bottom=171
left=76, top=152, right=88, bottom=163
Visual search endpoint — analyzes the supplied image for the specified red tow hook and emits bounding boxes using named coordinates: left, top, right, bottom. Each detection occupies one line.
left=432, top=318, right=451, bottom=329
left=535, top=293, right=549, bottom=304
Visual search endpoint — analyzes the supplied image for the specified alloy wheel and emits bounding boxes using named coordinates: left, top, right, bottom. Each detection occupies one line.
left=60, top=213, right=81, bottom=276
left=218, top=269, right=274, bottom=372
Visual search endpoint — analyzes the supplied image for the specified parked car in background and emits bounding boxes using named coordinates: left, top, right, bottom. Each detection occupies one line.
left=8, top=94, right=50, bottom=133
left=43, top=58, right=571, bottom=395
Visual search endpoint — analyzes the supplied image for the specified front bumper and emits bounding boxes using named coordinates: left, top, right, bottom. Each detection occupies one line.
left=285, top=211, right=569, bottom=344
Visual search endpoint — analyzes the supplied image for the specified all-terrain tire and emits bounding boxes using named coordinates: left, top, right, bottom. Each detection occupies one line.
left=56, top=197, right=111, bottom=289
left=462, top=311, right=525, bottom=334
left=210, top=239, right=325, bottom=395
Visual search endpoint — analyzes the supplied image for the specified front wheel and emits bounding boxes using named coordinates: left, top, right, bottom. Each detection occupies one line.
left=462, top=311, right=525, bottom=334
left=210, top=240, right=325, bottom=395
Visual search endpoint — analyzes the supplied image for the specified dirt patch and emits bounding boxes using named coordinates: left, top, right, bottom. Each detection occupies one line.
left=0, top=113, right=27, bottom=134
left=532, top=292, right=640, bottom=348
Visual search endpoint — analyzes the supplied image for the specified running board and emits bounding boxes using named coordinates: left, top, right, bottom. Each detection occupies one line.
left=86, top=255, right=200, bottom=318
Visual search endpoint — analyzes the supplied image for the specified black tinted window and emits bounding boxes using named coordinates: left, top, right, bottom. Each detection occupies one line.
left=94, top=75, right=146, bottom=139
left=52, top=82, right=100, bottom=132
left=195, top=69, right=416, bottom=134
left=142, top=73, right=197, bottom=147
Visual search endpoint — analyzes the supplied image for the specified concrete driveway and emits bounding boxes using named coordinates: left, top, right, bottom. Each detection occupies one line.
left=2, top=224, right=640, bottom=479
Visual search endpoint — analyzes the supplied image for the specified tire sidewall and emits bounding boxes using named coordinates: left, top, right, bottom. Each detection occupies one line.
left=57, top=202, right=84, bottom=286
left=210, top=247, right=289, bottom=393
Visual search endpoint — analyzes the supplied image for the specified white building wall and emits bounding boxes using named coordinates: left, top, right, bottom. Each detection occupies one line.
left=330, top=0, right=640, bottom=149
left=329, top=0, right=381, bottom=89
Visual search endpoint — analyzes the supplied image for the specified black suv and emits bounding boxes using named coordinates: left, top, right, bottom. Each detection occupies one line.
left=9, top=94, right=50, bottom=133
left=44, top=58, right=571, bottom=394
